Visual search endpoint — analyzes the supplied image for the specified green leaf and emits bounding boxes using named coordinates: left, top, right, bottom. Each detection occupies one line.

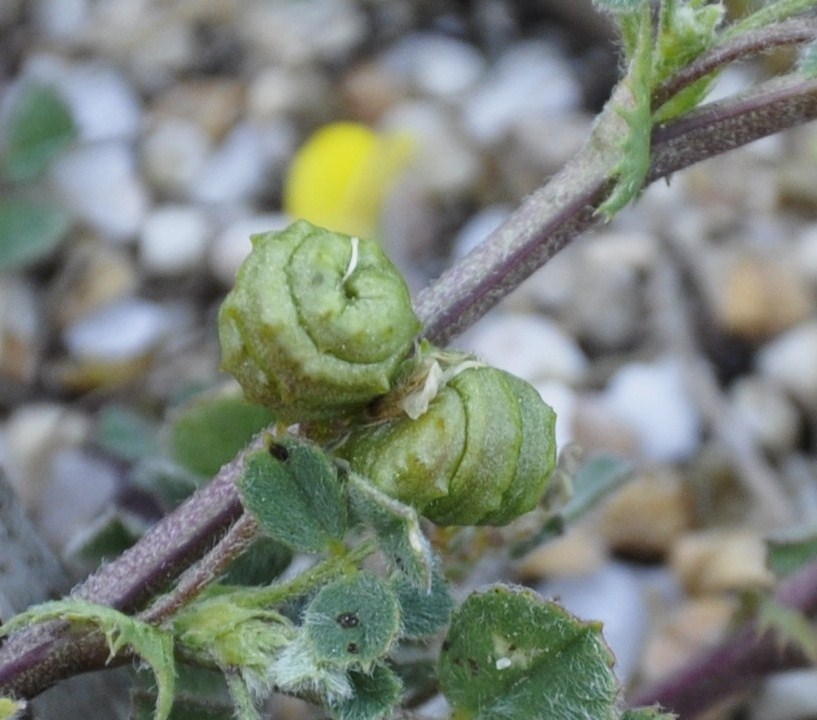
left=220, top=536, right=292, bottom=587
left=0, top=698, right=26, bottom=720
left=96, top=405, right=160, bottom=462
left=767, top=528, right=817, bottom=578
left=224, top=671, right=262, bottom=720
left=168, top=392, right=275, bottom=478
left=132, top=666, right=233, bottom=720
left=1, top=600, right=175, bottom=720
left=512, top=454, right=632, bottom=557
left=329, top=664, right=402, bottom=720
left=238, top=436, right=346, bottom=553
left=68, top=509, right=146, bottom=563
left=130, top=458, right=204, bottom=512
left=347, top=471, right=434, bottom=589
left=756, top=596, right=817, bottom=661
left=1, top=83, right=76, bottom=181
left=799, top=39, right=817, bottom=78
left=439, top=585, right=619, bottom=720
left=304, top=571, right=401, bottom=669
left=0, top=198, right=71, bottom=270
left=392, top=568, right=453, bottom=640
left=622, top=707, right=677, bottom=720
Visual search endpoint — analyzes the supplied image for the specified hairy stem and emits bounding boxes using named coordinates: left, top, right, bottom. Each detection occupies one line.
left=628, top=559, right=817, bottom=717
left=1, top=70, right=817, bottom=703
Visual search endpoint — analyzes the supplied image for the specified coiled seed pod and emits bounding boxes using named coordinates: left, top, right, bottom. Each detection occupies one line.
left=218, top=220, right=421, bottom=423
left=340, top=362, right=557, bottom=526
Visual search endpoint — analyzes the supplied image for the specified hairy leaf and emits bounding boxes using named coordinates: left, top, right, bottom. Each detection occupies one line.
left=329, top=664, right=403, bottom=720
left=392, top=569, right=453, bottom=640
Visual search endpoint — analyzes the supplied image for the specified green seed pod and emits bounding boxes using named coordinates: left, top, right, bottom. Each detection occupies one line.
left=218, top=220, right=421, bottom=423
left=340, top=361, right=557, bottom=526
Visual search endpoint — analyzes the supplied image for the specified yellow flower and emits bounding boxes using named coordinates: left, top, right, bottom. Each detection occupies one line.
left=283, top=122, right=414, bottom=239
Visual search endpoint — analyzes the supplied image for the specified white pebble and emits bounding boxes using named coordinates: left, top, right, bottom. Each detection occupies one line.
left=728, top=376, right=801, bottom=453
left=191, top=123, right=267, bottom=205
left=37, top=448, right=118, bottom=549
left=209, top=214, right=291, bottom=285
left=793, top=223, right=817, bottom=284
left=462, top=40, right=582, bottom=145
left=32, top=0, right=88, bottom=38
left=756, top=322, right=817, bottom=406
left=381, top=33, right=486, bottom=98
left=749, top=669, right=817, bottom=720
left=539, top=562, right=656, bottom=685
left=452, top=205, right=511, bottom=259
left=57, top=62, right=141, bottom=142
left=142, top=118, right=211, bottom=197
left=64, top=297, right=172, bottom=361
left=139, top=205, right=209, bottom=275
left=382, top=100, right=481, bottom=196
left=599, top=358, right=702, bottom=462
left=533, top=379, right=577, bottom=449
left=49, top=142, right=148, bottom=241
left=456, top=313, right=588, bottom=385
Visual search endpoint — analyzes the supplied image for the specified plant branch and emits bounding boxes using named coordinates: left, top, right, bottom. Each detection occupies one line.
left=628, top=559, right=817, bottom=717
left=2, top=68, right=817, bottom=703
left=653, top=17, right=817, bottom=109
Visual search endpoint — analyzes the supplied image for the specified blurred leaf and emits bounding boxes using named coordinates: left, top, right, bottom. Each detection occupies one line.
left=168, top=393, right=275, bottom=478
left=438, top=585, right=619, bottom=720
left=304, top=571, right=401, bottom=668
left=392, top=568, right=453, bottom=640
left=132, top=666, right=233, bottom=720
left=513, top=454, right=632, bottom=557
left=767, top=529, right=817, bottom=578
left=1, top=83, right=76, bottom=181
left=238, top=437, right=346, bottom=553
left=329, top=664, right=402, bottom=720
left=130, top=457, right=203, bottom=512
left=0, top=198, right=71, bottom=270
left=756, top=596, right=817, bottom=661
left=221, top=536, right=292, bottom=587
left=0, top=697, right=26, bottom=720
left=67, top=509, right=146, bottom=563
left=96, top=405, right=160, bottom=463
left=347, top=471, right=434, bottom=589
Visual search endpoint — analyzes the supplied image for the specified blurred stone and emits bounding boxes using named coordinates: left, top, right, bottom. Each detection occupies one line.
left=778, top=155, right=817, bottom=212
left=701, top=249, right=812, bottom=341
left=638, top=596, right=737, bottom=687
left=48, top=236, right=138, bottom=328
left=382, top=100, right=482, bottom=197
left=670, top=530, right=775, bottom=596
left=139, top=205, right=209, bottom=275
left=600, top=469, right=694, bottom=561
left=49, top=141, right=148, bottom=241
left=728, top=375, right=801, bottom=453
left=63, top=297, right=172, bottom=362
left=749, top=669, right=817, bottom=720
left=340, top=62, right=406, bottom=124
left=152, top=78, right=245, bottom=141
left=0, top=277, right=42, bottom=386
left=3, top=403, right=91, bottom=512
left=451, top=205, right=510, bottom=259
left=793, top=222, right=817, bottom=285
left=142, top=117, right=211, bottom=197
left=32, top=0, right=88, bottom=38
left=462, top=40, right=582, bottom=145
left=208, top=213, right=291, bottom=285
left=571, top=396, right=641, bottom=457
left=514, top=526, right=606, bottom=580
left=756, top=321, right=817, bottom=406
left=599, top=357, right=702, bottom=463
left=458, top=312, right=589, bottom=385
left=248, top=66, right=331, bottom=122
left=380, top=32, right=485, bottom=98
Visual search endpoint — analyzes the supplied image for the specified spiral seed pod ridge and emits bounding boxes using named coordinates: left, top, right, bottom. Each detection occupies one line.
left=218, top=220, right=421, bottom=423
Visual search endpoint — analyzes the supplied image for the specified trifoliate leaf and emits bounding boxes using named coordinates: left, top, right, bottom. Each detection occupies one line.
left=0, top=198, right=71, bottom=270
left=392, top=568, right=453, bottom=640
left=168, top=392, right=275, bottom=478
left=347, top=471, right=435, bottom=589
left=329, top=664, right=403, bottom=720
left=0, top=600, right=175, bottom=720
left=304, top=571, right=401, bottom=669
left=439, top=585, right=619, bottom=720
left=1, top=83, right=76, bottom=181
left=238, top=436, right=346, bottom=553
